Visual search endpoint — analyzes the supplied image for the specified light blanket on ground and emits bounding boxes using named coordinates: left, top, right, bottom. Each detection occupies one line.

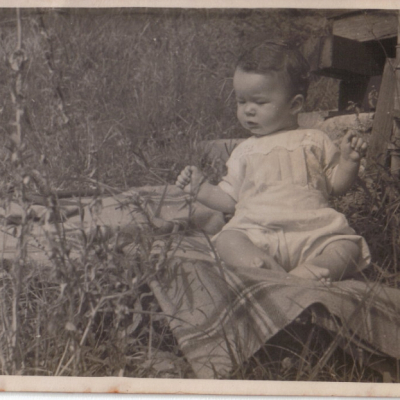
left=1, top=185, right=400, bottom=379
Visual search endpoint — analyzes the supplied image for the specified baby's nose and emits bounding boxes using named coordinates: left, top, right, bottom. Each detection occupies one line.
left=244, top=104, right=256, bottom=115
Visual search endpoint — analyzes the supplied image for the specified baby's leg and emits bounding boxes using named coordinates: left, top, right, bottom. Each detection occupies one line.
left=290, top=240, right=360, bottom=282
left=215, top=230, right=284, bottom=271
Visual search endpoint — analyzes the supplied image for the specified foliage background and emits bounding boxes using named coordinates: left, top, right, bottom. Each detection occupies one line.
left=0, top=8, right=338, bottom=191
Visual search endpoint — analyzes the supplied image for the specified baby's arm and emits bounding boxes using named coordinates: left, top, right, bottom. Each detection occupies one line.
left=331, top=131, right=368, bottom=196
left=176, top=166, right=236, bottom=214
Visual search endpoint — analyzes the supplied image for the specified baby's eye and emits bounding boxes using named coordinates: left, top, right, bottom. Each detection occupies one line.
left=236, top=99, right=246, bottom=104
left=255, top=100, right=268, bottom=105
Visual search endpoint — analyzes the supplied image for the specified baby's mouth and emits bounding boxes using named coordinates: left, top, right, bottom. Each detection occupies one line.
left=246, top=121, right=259, bottom=129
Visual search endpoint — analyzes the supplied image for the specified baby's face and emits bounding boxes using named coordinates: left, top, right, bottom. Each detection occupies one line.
left=233, top=68, right=298, bottom=137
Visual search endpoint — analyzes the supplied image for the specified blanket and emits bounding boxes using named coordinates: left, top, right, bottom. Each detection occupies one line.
left=150, top=258, right=400, bottom=378
left=1, top=185, right=400, bottom=379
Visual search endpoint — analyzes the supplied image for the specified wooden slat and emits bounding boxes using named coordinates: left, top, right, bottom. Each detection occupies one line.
left=333, top=11, right=398, bottom=42
left=390, top=11, right=400, bottom=176
left=368, top=59, right=396, bottom=164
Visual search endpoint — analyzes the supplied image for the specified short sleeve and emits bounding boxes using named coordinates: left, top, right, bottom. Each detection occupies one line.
left=218, top=147, right=246, bottom=202
left=322, top=134, right=341, bottom=194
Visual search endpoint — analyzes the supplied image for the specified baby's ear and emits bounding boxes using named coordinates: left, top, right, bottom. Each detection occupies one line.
left=290, top=94, right=304, bottom=115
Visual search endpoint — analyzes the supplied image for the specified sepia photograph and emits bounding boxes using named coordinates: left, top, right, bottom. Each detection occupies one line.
left=0, top=1, right=400, bottom=396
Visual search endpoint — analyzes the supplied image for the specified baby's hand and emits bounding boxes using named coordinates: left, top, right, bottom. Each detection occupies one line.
left=340, top=130, right=368, bottom=162
left=176, top=165, right=205, bottom=194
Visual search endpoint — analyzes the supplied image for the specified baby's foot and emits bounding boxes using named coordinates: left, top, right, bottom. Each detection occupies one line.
left=251, top=256, right=266, bottom=269
left=250, top=256, right=286, bottom=272
left=289, top=264, right=331, bottom=284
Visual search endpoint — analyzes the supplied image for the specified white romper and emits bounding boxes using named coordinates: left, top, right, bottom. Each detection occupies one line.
left=216, top=128, right=371, bottom=272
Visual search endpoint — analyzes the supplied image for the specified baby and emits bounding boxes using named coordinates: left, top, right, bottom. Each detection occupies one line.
left=176, top=42, right=370, bottom=282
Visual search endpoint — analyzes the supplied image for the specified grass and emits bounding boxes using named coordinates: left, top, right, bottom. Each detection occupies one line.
left=0, top=8, right=399, bottom=381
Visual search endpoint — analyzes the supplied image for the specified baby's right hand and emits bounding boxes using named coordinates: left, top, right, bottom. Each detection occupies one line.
left=175, top=165, right=204, bottom=194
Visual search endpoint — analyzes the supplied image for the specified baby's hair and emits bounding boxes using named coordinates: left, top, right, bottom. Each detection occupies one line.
left=236, top=41, right=310, bottom=98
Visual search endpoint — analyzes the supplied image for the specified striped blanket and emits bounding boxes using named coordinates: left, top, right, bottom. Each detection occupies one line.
left=150, top=256, right=400, bottom=378
left=2, top=185, right=400, bottom=379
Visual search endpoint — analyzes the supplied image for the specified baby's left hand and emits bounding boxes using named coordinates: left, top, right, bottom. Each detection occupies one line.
left=340, top=130, right=368, bottom=162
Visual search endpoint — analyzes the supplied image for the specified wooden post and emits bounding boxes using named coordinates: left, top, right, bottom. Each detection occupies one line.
left=389, top=11, right=400, bottom=272
left=367, top=59, right=395, bottom=165
left=390, top=10, right=400, bottom=176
